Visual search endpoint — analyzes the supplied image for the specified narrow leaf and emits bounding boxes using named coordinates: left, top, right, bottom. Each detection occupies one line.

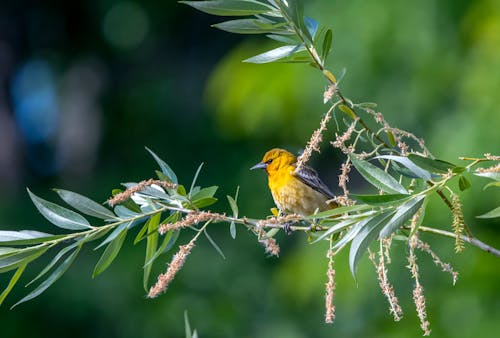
left=0, top=247, right=48, bottom=273
left=227, top=195, right=238, bottom=216
left=93, top=230, right=127, bottom=278
left=192, top=197, right=218, bottom=209
left=143, top=213, right=161, bottom=291
left=229, top=222, right=236, bottom=239
left=332, top=217, right=372, bottom=251
left=189, top=163, right=204, bottom=195
left=54, top=189, right=115, bottom=219
left=266, top=34, right=298, bottom=44
left=483, top=181, right=500, bottom=190
left=95, top=221, right=131, bottom=250
left=474, top=172, right=500, bottom=182
left=213, top=18, right=286, bottom=34
left=185, top=310, right=192, bottom=338
left=145, top=147, right=178, bottom=184
left=305, top=204, right=371, bottom=219
left=192, top=186, right=218, bottom=201
left=476, top=206, right=500, bottom=219
left=303, top=16, right=318, bottom=39
left=321, top=28, right=332, bottom=62
left=379, top=196, right=425, bottom=238
left=244, top=44, right=305, bottom=63
left=351, top=193, right=410, bottom=206
left=311, top=218, right=361, bottom=244
left=28, top=189, right=91, bottom=230
left=408, top=154, right=456, bottom=174
left=27, top=242, right=80, bottom=286
left=144, top=230, right=180, bottom=267
left=11, top=246, right=80, bottom=308
left=0, top=264, right=26, bottom=306
left=204, top=228, right=226, bottom=260
left=180, top=0, right=273, bottom=16
left=349, top=212, right=394, bottom=278
left=349, top=154, right=408, bottom=194
left=376, top=155, right=432, bottom=180
left=0, top=231, right=64, bottom=246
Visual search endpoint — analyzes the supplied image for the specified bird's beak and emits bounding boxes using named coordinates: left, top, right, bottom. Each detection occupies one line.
left=250, top=162, right=267, bottom=170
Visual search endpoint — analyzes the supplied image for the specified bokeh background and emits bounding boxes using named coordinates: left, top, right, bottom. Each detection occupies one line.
left=1, top=0, right=499, bottom=337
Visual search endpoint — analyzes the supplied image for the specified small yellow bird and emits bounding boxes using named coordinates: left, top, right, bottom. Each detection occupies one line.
left=251, top=148, right=337, bottom=221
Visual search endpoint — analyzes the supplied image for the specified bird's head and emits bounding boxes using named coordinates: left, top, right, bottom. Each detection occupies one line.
left=250, top=148, right=296, bottom=174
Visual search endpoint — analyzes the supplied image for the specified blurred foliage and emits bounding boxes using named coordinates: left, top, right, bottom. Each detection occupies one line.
left=0, top=0, right=499, bottom=338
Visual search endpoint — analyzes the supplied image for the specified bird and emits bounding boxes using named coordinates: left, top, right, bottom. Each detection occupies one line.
left=250, top=148, right=337, bottom=231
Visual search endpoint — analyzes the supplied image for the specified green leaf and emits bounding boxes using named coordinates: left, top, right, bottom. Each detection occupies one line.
left=386, top=130, right=396, bottom=147
left=114, top=205, right=140, bottom=219
left=185, top=310, right=192, bottom=338
left=351, top=193, right=410, bottom=206
left=262, top=227, right=280, bottom=239
left=483, top=181, right=500, bottom=190
left=11, top=246, right=81, bottom=308
left=379, top=196, right=425, bottom=238
left=143, top=213, right=161, bottom=291
left=349, top=211, right=394, bottom=278
left=193, top=197, right=218, bottom=209
left=192, top=186, right=218, bottom=201
left=476, top=206, right=500, bottom=219
left=229, top=222, right=236, bottom=239
left=189, top=163, right=204, bottom=196
left=145, top=147, right=178, bottom=184
left=213, top=18, right=286, bottom=34
left=277, top=0, right=308, bottom=41
left=266, top=34, right=298, bottom=44
left=0, top=264, right=26, bottom=306
left=144, top=230, right=180, bottom=267
left=0, top=248, right=18, bottom=257
left=452, top=166, right=466, bottom=174
left=28, top=189, right=92, bottom=230
left=474, top=172, right=500, bottom=181
left=459, top=175, right=471, bottom=191
left=349, top=154, right=408, bottom=194
left=227, top=195, right=238, bottom=217
left=409, top=198, right=427, bottom=237
left=332, top=217, right=372, bottom=251
left=27, top=242, right=80, bottom=286
left=311, top=218, right=362, bottom=244
left=93, top=229, right=127, bottom=278
left=54, top=189, right=115, bottom=220
left=407, top=154, right=456, bottom=174
left=339, top=104, right=357, bottom=119
left=227, top=193, right=238, bottom=239
left=376, top=155, right=432, bottom=180
left=321, top=28, right=332, bottom=62
left=95, top=221, right=131, bottom=250
left=0, top=231, right=64, bottom=246
left=244, top=44, right=305, bottom=63
left=305, top=204, right=371, bottom=219
left=0, top=247, right=48, bottom=273
left=303, top=17, right=318, bottom=39
left=180, top=0, right=273, bottom=16
left=204, top=228, right=226, bottom=259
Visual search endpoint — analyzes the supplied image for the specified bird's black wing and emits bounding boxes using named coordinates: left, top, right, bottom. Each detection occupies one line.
left=293, top=164, right=335, bottom=199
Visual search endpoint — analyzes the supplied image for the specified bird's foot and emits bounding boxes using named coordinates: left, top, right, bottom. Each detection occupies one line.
left=283, top=222, right=293, bottom=236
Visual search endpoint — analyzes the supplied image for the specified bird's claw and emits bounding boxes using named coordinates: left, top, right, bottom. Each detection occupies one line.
left=283, top=222, right=293, bottom=236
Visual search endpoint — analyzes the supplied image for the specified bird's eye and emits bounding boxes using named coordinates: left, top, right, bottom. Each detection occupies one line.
left=265, top=159, right=273, bottom=164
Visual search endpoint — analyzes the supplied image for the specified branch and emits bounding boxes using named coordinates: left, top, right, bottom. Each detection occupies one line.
left=417, top=226, right=500, bottom=257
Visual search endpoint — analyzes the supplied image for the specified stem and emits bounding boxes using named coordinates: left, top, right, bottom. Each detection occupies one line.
left=418, top=226, right=500, bottom=257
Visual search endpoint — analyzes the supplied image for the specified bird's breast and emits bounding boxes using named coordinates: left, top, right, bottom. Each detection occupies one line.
left=268, top=168, right=331, bottom=216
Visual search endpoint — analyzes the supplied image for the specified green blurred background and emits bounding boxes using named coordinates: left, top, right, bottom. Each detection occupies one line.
left=0, top=0, right=499, bottom=337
